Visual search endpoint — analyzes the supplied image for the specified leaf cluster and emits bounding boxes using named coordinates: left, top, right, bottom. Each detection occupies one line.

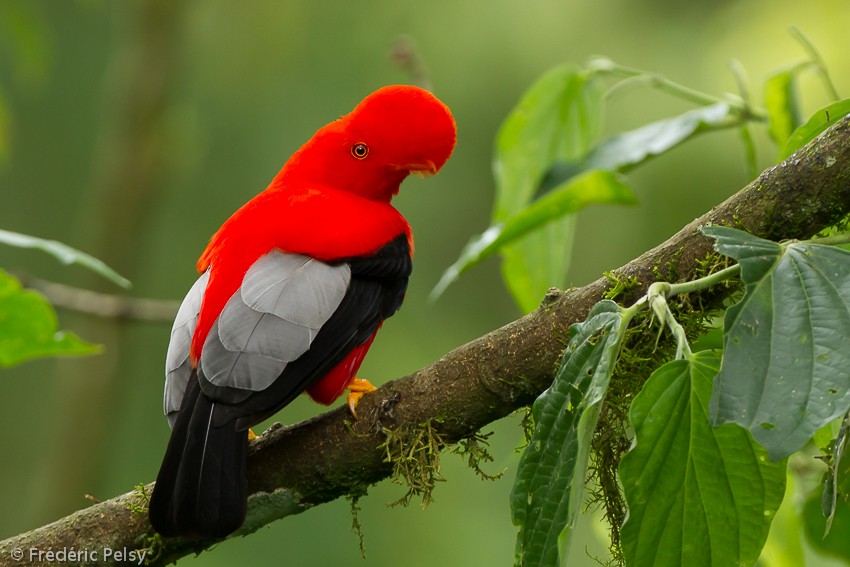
left=513, top=225, right=850, bottom=566
left=444, top=29, right=850, bottom=567
left=436, top=28, right=847, bottom=315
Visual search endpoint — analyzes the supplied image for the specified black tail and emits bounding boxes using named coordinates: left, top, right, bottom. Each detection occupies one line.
left=149, top=376, right=248, bottom=538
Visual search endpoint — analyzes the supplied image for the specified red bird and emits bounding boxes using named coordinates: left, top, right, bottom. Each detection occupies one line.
left=149, top=85, right=456, bottom=538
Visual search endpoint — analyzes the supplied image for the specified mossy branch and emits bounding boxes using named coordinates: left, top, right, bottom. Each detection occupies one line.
left=2, top=114, right=850, bottom=566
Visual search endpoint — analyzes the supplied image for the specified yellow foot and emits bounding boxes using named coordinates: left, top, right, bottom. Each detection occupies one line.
left=247, top=428, right=257, bottom=441
left=346, top=377, right=378, bottom=420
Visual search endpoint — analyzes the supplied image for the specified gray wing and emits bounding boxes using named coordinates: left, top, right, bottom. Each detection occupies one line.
left=199, top=250, right=351, bottom=402
left=163, top=269, right=210, bottom=428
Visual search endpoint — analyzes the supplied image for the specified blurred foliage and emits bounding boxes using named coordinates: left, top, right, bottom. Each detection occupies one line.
left=0, top=268, right=99, bottom=366
left=0, top=229, right=130, bottom=289
left=440, top=26, right=845, bottom=313
left=0, top=228, right=128, bottom=366
left=1, top=2, right=850, bottom=567
left=0, top=0, right=50, bottom=163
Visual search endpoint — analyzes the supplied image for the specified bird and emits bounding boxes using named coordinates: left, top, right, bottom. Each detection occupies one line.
left=148, top=84, right=457, bottom=538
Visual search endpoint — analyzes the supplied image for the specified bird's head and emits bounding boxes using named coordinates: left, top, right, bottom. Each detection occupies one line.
left=278, top=85, right=457, bottom=202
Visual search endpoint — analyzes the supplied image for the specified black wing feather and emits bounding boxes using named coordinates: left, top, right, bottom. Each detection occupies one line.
left=150, top=234, right=410, bottom=538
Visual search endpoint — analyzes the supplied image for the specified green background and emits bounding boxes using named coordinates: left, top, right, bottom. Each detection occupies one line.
left=1, top=1, right=848, bottom=565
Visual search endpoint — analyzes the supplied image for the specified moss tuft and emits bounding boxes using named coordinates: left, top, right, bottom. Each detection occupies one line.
left=124, top=483, right=149, bottom=516
left=379, top=421, right=506, bottom=509
left=603, top=271, right=642, bottom=300
left=449, top=431, right=506, bottom=481
left=347, top=494, right=367, bottom=559
left=123, top=484, right=164, bottom=565
left=380, top=420, right=447, bottom=508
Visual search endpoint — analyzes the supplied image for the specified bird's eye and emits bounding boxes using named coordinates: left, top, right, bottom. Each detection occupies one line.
left=351, top=143, right=369, bottom=159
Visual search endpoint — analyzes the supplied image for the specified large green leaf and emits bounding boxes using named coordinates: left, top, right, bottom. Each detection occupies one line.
left=587, top=101, right=732, bottom=172
left=511, top=300, right=626, bottom=566
left=543, top=102, right=732, bottom=185
left=764, top=69, right=801, bottom=147
left=431, top=170, right=636, bottom=301
left=779, top=98, right=850, bottom=160
left=0, top=228, right=131, bottom=288
left=704, top=226, right=850, bottom=460
left=493, top=64, right=603, bottom=216
left=511, top=103, right=732, bottom=308
left=0, top=269, right=100, bottom=366
left=619, top=351, right=786, bottom=567
left=493, top=65, right=604, bottom=312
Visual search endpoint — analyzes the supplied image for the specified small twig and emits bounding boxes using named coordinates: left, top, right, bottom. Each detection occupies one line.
left=390, top=35, right=432, bottom=90
left=590, top=56, right=729, bottom=108
left=789, top=26, right=841, bottom=100
left=17, top=274, right=179, bottom=322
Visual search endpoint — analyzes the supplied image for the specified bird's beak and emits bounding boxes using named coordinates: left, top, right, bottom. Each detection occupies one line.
left=398, top=160, right=438, bottom=178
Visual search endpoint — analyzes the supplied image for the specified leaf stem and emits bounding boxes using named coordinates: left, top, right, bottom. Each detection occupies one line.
left=727, top=59, right=752, bottom=109
left=590, top=57, right=768, bottom=121
left=789, top=26, right=841, bottom=100
left=666, top=264, right=742, bottom=297
left=646, top=282, right=693, bottom=359
left=590, top=57, right=723, bottom=107
left=620, top=263, right=742, bottom=359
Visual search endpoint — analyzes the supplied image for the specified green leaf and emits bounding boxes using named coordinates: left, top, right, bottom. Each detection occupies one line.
left=493, top=65, right=603, bottom=217
left=779, top=98, right=850, bottom=160
left=0, top=228, right=131, bottom=288
left=492, top=64, right=604, bottom=312
left=0, top=1, right=50, bottom=83
left=802, top=472, right=850, bottom=562
left=511, top=300, right=627, bottom=566
left=619, top=351, right=786, bottom=567
left=543, top=102, right=732, bottom=185
left=588, top=101, right=731, bottom=172
left=821, top=413, right=850, bottom=533
left=739, top=123, right=758, bottom=181
left=0, top=269, right=100, bottom=366
left=753, top=468, right=805, bottom=567
left=703, top=226, right=850, bottom=460
left=499, top=221, right=577, bottom=314
left=431, top=170, right=636, bottom=301
left=764, top=69, right=801, bottom=146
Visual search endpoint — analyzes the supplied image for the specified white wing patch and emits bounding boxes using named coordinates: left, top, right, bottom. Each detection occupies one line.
left=163, top=269, right=210, bottom=428
left=200, top=250, right=351, bottom=395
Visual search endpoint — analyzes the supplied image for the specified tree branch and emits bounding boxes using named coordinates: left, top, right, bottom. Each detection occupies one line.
left=3, top=114, right=850, bottom=566
left=15, top=275, right=180, bottom=322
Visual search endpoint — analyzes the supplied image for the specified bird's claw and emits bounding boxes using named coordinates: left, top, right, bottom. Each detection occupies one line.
left=346, top=377, right=377, bottom=420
